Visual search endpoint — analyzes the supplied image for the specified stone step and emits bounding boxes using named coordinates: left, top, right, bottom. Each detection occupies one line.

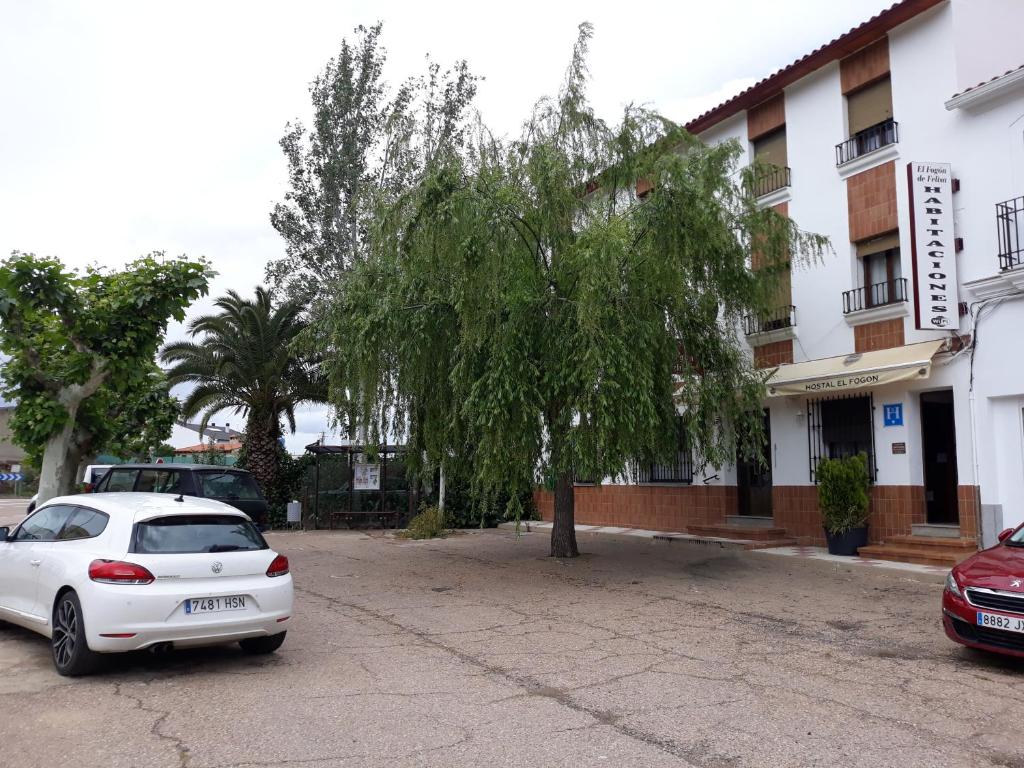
left=857, top=544, right=975, bottom=568
left=724, top=515, right=775, bottom=529
left=911, top=523, right=962, bottom=539
left=687, top=524, right=790, bottom=541
left=885, top=534, right=978, bottom=551
left=742, top=538, right=800, bottom=550
left=654, top=533, right=798, bottom=550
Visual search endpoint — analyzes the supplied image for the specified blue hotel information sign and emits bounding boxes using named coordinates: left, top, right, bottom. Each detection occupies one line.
left=883, top=403, right=903, bottom=427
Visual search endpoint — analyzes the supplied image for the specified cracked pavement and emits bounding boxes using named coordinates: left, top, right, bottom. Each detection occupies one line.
left=1, top=525, right=1022, bottom=768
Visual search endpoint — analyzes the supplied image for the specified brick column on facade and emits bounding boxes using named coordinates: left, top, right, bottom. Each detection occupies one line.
left=853, top=318, right=905, bottom=352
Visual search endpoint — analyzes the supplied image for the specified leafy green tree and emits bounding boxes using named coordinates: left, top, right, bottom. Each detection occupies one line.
left=191, top=439, right=229, bottom=467
left=320, top=25, right=827, bottom=557
left=0, top=252, right=210, bottom=502
left=267, top=22, right=479, bottom=309
left=160, top=288, right=326, bottom=518
left=151, top=442, right=178, bottom=459
left=75, top=363, right=180, bottom=463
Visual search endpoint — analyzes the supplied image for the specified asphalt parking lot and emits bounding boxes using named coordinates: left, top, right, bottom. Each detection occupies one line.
left=1, top=508, right=1022, bottom=768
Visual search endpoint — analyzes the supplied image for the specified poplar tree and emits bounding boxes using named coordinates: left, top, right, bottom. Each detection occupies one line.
left=322, top=24, right=826, bottom=557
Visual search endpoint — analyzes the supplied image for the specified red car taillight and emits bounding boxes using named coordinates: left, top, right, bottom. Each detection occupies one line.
left=89, top=559, right=155, bottom=585
left=266, top=554, right=289, bottom=577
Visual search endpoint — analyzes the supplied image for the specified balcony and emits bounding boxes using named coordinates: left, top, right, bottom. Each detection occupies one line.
left=744, top=305, right=796, bottom=336
left=835, top=119, right=899, bottom=166
left=997, top=196, right=1024, bottom=271
left=842, top=278, right=908, bottom=314
left=748, top=164, right=791, bottom=199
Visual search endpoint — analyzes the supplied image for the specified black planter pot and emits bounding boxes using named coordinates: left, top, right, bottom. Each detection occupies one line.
left=823, top=525, right=869, bottom=556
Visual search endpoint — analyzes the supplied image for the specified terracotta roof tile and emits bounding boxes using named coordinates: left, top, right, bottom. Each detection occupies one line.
left=685, top=0, right=943, bottom=135
left=950, top=64, right=1024, bottom=99
left=174, top=440, right=243, bottom=454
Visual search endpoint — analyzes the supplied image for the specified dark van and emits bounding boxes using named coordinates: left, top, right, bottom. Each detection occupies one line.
left=93, top=464, right=269, bottom=525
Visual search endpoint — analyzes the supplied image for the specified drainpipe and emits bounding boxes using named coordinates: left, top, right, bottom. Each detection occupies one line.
left=967, top=385, right=983, bottom=547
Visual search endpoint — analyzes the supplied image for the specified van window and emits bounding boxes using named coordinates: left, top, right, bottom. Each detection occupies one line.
left=196, top=471, right=262, bottom=501
left=136, top=469, right=185, bottom=494
left=104, top=469, right=140, bottom=492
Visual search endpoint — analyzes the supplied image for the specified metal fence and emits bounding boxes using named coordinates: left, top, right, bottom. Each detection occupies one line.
left=842, top=278, right=908, bottom=314
left=749, top=165, right=791, bottom=198
left=997, top=196, right=1024, bottom=271
left=807, top=394, right=876, bottom=483
left=835, top=119, right=899, bottom=165
left=744, top=305, right=796, bottom=335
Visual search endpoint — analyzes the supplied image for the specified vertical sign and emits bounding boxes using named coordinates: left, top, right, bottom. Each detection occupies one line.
left=907, top=161, right=958, bottom=330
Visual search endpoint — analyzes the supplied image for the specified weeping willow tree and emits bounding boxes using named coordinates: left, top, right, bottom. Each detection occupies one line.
left=320, top=24, right=827, bottom=557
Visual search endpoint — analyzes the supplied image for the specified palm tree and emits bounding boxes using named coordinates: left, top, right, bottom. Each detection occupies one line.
left=160, top=288, right=325, bottom=515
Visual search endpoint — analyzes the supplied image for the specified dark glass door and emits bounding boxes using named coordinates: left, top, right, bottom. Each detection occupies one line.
left=921, top=391, right=959, bottom=525
left=737, top=410, right=773, bottom=517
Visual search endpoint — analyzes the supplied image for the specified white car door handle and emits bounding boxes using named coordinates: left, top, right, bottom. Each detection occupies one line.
left=29, top=560, right=41, bottom=567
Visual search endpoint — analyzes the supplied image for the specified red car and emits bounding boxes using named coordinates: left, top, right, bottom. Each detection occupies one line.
left=943, top=524, right=1024, bottom=657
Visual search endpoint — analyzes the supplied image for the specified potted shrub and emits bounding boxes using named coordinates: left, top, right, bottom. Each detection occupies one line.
left=817, top=453, right=871, bottom=556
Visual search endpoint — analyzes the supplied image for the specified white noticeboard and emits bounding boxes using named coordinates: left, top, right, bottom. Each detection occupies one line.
left=908, top=161, right=959, bottom=330
left=10, top=464, right=20, bottom=474
left=353, top=462, right=381, bottom=491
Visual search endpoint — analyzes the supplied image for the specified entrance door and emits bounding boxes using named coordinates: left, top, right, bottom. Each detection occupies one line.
left=920, top=390, right=959, bottom=524
left=737, top=410, right=772, bottom=517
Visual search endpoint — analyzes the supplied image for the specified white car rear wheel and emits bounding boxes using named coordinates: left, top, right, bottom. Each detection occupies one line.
left=52, top=591, right=101, bottom=677
left=239, top=632, right=286, bottom=655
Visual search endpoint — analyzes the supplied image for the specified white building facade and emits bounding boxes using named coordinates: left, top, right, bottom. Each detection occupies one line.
left=536, top=0, right=1024, bottom=555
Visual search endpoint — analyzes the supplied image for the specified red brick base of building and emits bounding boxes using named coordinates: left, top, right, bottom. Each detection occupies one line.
left=534, top=484, right=737, bottom=531
left=535, top=483, right=981, bottom=546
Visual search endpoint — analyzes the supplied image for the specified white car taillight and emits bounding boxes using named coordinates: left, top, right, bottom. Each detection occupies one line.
left=89, top=559, right=155, bottom=585
left=266, top=554, right=289, bottom=577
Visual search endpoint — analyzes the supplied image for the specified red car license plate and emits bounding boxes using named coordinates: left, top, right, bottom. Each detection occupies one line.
left=977, top=611, right=1024, bottom=634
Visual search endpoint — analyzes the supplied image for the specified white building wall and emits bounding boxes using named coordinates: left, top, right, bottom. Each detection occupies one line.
left=587, top=0, right=1023, bottom=542
left=784, top=62, right=855, bottom=363
left=950, top=0, right=1024, bottom=94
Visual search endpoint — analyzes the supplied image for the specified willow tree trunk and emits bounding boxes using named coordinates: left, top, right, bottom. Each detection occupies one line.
left=550, top=470, right=579, bottom=558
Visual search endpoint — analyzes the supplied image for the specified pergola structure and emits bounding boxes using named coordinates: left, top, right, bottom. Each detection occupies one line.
left=303, top=443, right=416, bottom=529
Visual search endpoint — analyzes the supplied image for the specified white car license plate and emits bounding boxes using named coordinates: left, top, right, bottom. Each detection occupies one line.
left=977, top=611, right=1024, bottom=634
left=184, top=596, right=246, bottom=615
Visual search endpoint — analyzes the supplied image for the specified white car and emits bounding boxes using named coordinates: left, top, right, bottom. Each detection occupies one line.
left=0, top=493, right=293, bottom=676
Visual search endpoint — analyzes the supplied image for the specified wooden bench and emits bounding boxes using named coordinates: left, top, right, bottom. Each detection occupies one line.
left=328, top=510, right=401, bottom=530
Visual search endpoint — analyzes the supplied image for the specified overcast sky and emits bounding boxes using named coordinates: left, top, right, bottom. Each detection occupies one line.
left=0, top=0, right=895, bottom=451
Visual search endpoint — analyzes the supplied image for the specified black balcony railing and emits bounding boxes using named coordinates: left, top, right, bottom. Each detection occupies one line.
left=842, top=278, right=908, bottom=314
left=997, top=196, right=1024, bottom=271
left=749, top=165, right=791, bottom=198
left=835, top=119, right=899, bottom=166
left=636, top=452, right=693, bottom=484
left=744, top=305, right=796, bottom=335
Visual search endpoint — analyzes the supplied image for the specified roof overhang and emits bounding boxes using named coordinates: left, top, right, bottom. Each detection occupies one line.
left=765, top=340, right=944, bottom=397
left=685, top=0, right=944, bottom=136
left=945, top=64, right=1024, bottom=111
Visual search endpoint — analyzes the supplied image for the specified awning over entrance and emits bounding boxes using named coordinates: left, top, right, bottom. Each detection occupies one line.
left=766, top=340, right=944, bottom=397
